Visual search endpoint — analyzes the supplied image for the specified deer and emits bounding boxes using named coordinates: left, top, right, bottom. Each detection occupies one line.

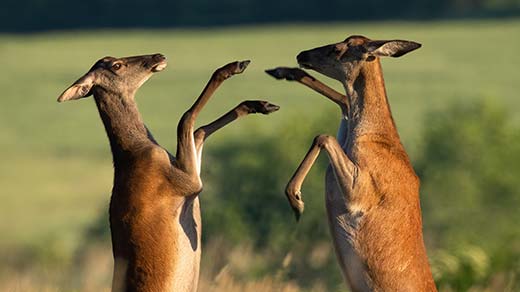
left=266, top=35, right=437, bottom=292
left=57, top=54, right=279, bottom=292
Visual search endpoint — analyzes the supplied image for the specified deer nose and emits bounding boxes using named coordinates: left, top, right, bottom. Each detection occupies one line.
left=296, top=51, right=310, bottom=64
left=153, top=54, right=166, bottom=61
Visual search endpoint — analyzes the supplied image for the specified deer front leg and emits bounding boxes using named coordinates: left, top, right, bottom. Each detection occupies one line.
left=193, top=100, right=279, bottom=166
left=194, top=100, right=279, bottom=146
left=286, top=135, right=357, bottom=221
left=175, top=60, right=250, bottom=174
left=265, top=67, right=350, bottom=116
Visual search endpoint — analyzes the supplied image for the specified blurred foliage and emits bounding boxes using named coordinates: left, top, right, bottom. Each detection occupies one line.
left=416, top=100, right=520, bottom=291
left=417, top=100, right=520, bottom=248
left=2, top=0, right=520, bottom=31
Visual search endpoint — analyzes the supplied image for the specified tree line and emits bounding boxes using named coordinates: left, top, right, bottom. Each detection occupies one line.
left=2, top=0, right=519, bottom=32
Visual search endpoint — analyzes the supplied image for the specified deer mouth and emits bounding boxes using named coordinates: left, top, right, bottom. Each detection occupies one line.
left=152, top=61, right=167, bottom=72
left=298, top=62, right=313, bottom=70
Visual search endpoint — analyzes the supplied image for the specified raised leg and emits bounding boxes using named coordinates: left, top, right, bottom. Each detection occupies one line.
left=175, top=60, right=250, bottom=173
left=193, top=100, right=279, bottom=166
left=286, top=135, right=357, bottom=221
left=265, top=67, right=350, bottom=116
left=194, top=100, right=279, bottom=147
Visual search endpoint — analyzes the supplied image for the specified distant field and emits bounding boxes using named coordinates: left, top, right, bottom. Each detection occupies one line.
left=1, top=19, right=519, bottom=264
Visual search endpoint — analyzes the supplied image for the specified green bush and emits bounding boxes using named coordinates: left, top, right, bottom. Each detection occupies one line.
left=417, top=100, right=520, bottom=290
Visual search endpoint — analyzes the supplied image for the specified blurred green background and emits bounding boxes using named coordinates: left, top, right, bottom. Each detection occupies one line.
left=1, top=5, right=520, bottom=291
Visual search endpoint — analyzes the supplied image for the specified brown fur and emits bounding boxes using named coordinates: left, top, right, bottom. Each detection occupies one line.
left=58, top=56, right=278, bottom=292
left=267, top=36, right=436, bottom=291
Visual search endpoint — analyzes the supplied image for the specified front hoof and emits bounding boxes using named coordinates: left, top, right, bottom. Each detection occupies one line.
left=291, top=194, right=304, bottom=221
left=285, top=188, right=305, bottom=221
left=217, top=60, right=251, bottom=80
left=265, top=67, right=308, bottom=81
left=235, top=60, right=251, bottom=73
left=262, top=102, right=280, bottom=114
left=243, top=100, right=280, bottom=115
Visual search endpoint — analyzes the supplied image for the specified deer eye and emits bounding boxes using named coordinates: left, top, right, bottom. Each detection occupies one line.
left=112, top=63, right=122, bottom=70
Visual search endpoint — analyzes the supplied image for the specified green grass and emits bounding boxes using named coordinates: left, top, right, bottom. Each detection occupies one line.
left=1, top=19, right=519, bottom=260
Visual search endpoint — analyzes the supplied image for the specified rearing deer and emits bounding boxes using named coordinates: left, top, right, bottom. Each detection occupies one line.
left=266, top=35, right=437, bottom=291
left=58, top=54, right=279, bottom=292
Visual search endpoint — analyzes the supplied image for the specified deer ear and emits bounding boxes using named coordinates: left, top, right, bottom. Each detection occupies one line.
left=57, top=72, right=96, bottom=102
left=365, top=40, right=421, bottom=58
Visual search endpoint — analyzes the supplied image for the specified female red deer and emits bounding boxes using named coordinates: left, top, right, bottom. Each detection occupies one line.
left=58, top=55, right=278, bottom=291
left=267, top=35, right=437, bottom=292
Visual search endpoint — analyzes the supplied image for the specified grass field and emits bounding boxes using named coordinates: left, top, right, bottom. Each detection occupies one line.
left=1, top=19, right=519, bottom=291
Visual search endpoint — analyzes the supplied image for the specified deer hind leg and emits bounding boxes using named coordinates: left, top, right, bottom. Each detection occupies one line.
left=193, top=100, right=279, bottom=166
left=286, top=135, right=357, bottom=220
left=175, top=60, right=250, bottom=175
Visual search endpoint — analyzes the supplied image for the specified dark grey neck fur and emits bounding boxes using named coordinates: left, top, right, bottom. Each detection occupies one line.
left=93, top=88, right=153, bottom=166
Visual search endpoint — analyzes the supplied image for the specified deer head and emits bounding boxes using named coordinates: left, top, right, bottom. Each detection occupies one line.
left=58, top=54, right=167, bottom=102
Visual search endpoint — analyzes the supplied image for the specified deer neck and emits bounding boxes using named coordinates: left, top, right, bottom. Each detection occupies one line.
left=93, top=89, right=150, bottom=165
left=343, top=59, right=401, bottom=144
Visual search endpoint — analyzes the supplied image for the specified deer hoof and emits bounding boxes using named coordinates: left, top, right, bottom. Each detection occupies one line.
left=217, top=60, right=251, bottom=79
left=265, top=67, right=307, bottom=81
left=285, top=188, right=304, bottom=221
left=236, top=60, right=251, bottom=73
left=262, top=102, right=280, bottom=114
left=242, top=100, right=280, bottom=114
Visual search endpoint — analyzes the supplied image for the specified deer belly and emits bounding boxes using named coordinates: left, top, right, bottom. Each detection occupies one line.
left=169, top=237, right=200, bottom=291
left=325, top=167, right=372, bottom=291
left=169, top=196, right=202, bottom=292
